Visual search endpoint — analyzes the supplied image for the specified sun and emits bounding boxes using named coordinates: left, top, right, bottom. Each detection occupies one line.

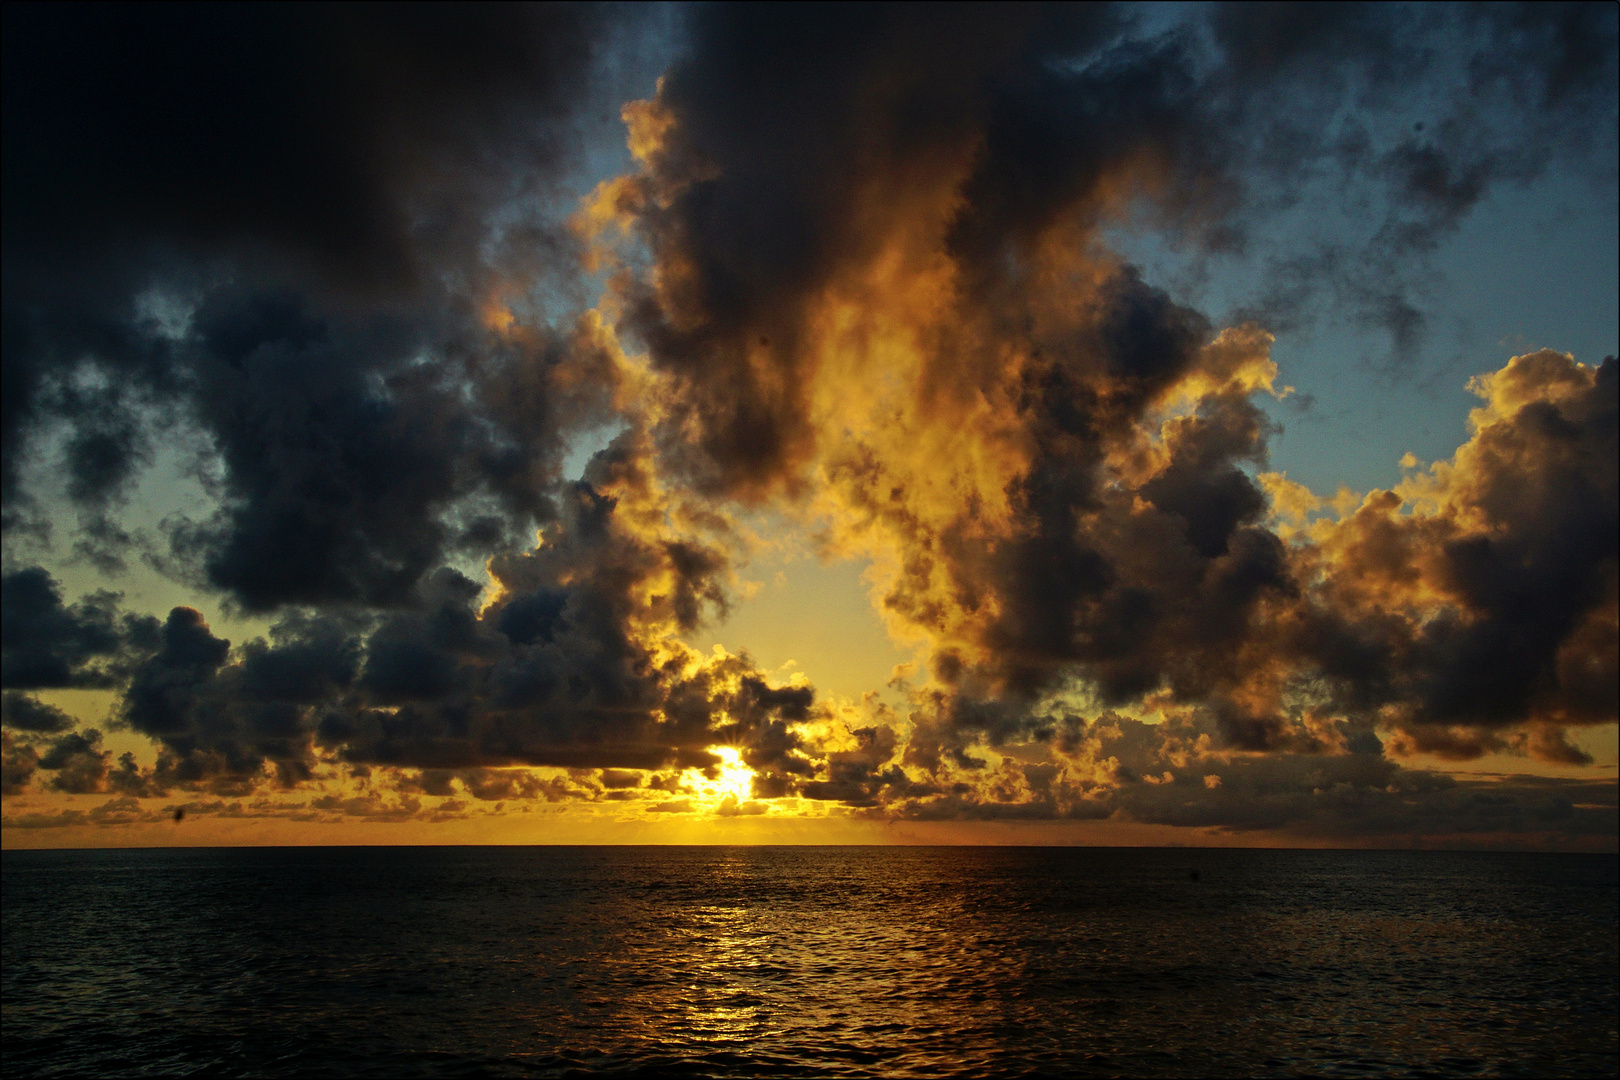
left=704, top=746, right=756, bottom=805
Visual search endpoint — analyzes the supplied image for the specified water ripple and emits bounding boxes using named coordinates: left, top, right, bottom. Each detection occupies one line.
left=3, top=847, right=1616, bottom=1077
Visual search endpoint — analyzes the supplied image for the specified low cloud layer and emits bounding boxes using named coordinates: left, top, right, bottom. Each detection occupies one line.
left=2, top=4, right=1614, bottom=846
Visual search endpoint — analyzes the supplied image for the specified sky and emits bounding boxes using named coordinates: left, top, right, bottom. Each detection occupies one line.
left=2, top=2, right=1615, bottom=850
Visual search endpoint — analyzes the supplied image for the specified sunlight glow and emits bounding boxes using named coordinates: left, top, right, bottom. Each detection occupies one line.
left=699, top=747, right=757, bottom=809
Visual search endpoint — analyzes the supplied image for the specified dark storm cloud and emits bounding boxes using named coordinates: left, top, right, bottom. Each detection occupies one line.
left=599, top=4, right=1326, bottom=772
left=655, top=0, right=1609, bottom=448
left=159, top=287, right=591, bottom=611
left=800, top=725, right=932, bottom=807
left=0, top=722, right=154, bottom=799
left=2, top=1, right=626, bottom=571
left=0, top=567, right=157, bottom=690
left=14, top=467, right=817, bottom=793
left=943, top=349, right=1617, bottom=763
left=1, top=693, right=75, bottom=735
left=35, top=729, right=111, bottom=795
left=618, top=3, right=1134, bottom=494
left=121, top=608, right=233, bottom=741
left=614, top=4, right=1297, bottom=721
left=971, top=387, right=1286, bottom=714
left=1, top=733, right=41, bottom=796
left=619, top=2, right=1617, bottom=498
left=318, top=469, right=805, bottom=774
left=2, top=2, right=607, bottom=287
left=2, top=5, right=704, bottom=808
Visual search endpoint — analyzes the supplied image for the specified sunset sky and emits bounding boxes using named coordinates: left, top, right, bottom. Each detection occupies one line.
left=3, top=2, right=1615, bottom=849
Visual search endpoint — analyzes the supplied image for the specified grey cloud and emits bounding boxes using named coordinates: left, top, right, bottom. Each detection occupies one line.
left=152, top=284, right=621, bottom=612
left=828, top=710, right=1616, bottom=846
left=79, top=478, right=815, bottom=788
left=36, top=729, right=111, bottom=795
left=1, top=732, right=40, bottom=796
left=1, top=567, right=157, bottom=690
left=2, top=4, right=637, bottom=595
left=1, top=692, right=75, bottom=734
left=614, top=6, right=1614, bottom=772
left=1288, top=354, right=1617, bottom=755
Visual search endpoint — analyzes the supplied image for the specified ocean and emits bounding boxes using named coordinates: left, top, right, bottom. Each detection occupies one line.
left=2, top=847, right=1615, bottom=1077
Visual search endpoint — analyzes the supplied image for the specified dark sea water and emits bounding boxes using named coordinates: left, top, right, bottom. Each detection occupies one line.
left=2, top=847, right=1616, bottom=1078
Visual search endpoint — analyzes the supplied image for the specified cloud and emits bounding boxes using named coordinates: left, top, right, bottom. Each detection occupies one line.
left=0, top=723, right=155, bottom=799
left=602, top=5, right=1618, bottom=508
left=1289, top=350, right=1617, bottom=758
left=1, top=732, right=39, bottom=796
left=1, top=4, right=632, bottom=574
left=1205, top=2, right=1618, bottom=359
left=4, top=6, right=608, bottom=279
left=35, top=729, right=113, bottom=795
left=2, top=6, right=1612, bottom=846
left=590, top=6, right=1615, bottom=779
left=146, top=289, right=626, bottom=611
left=1, top=692, right=74, bottom=734
left=1, top=567, right=157, bottom=689
left=788, top=705, right=1615, bottom=846
left=3, top=453, right=811, bottom=794
left=0, top=796, right=162, bottom=830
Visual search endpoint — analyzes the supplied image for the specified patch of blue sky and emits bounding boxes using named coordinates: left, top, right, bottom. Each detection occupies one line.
left=561, top=420, right=632, bottom=483
left=1108, top=163, right=1617, bottom=498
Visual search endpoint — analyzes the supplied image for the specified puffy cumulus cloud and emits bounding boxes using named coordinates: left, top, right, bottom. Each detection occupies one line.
left=6, top=443, right=830, bottom=803
left=578, top=17, right=1230, bottom=717
left=7, top=266, right=627, bottom=614
left=0, top=6, right=705, bottom=808
left=1, top=722, right=157, bottom=800
left=31, top=728, right=160, bottom=797
left=1283, top=351, right=1617, bottom=762
left=598, top=3, right=1617, bottom=501
left=1, top=568, right=158, bottom=690
left=1, top=693, right=74, bottom=735
left=761, top=347, right=1611, bottom=819
left=582, top=9, right=1325, bottom=760
left=2, top=732, right=40, bottom=797
left=794, top=348, right=1611, bottom=835
left=575, top=5, right=1615, bottom=817
left=150, top=290, right=624, bottom=611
